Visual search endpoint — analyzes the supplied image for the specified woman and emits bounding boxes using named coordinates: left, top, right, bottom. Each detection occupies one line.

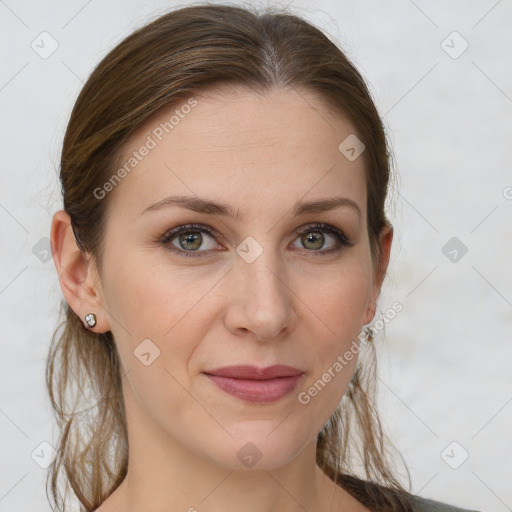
left=48, top=4, right=480, bottom=511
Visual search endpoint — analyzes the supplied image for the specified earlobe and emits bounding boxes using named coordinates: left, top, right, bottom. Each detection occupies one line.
left=50, top=210, right=109, bottom=332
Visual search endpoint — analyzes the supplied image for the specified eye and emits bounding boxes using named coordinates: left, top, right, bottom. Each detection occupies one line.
left=291, top=223, right=355, bottom=255
left=160, top=222, right=355, bottom=258
left=160, top=224, right=222, bottom=257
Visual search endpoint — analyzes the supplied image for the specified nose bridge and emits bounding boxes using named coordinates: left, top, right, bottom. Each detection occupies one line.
left=227, top=235, right=296, bottom=339
left=246, top=250, right=284, bottom=299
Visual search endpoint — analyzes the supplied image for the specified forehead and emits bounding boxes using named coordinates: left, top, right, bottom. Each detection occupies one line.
left=109, top=86, right=367, bottom=220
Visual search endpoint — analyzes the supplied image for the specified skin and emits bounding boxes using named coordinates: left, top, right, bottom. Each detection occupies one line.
left=51, top=86, right=393, bottom=512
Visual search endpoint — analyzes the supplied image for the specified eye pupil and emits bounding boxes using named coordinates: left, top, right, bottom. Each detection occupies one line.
left=302, top=231, right=324, bottom=250
left=179, top=231, right=202, bottom=250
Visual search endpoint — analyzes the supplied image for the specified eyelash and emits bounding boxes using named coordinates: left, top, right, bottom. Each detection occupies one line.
left=159, top=222, right=355, bottom=258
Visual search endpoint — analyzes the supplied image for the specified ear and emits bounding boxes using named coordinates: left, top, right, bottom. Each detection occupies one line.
left=362, top=221, right=394, bottom=325
left=50, top=210, right=111, bottom=333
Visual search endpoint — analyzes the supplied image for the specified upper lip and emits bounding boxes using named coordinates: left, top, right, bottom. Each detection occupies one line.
left=203, top=365, right=303, bottom=380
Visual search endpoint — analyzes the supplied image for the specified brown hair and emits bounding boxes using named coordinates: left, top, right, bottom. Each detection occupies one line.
left=46, top=3, right=413, bottom=511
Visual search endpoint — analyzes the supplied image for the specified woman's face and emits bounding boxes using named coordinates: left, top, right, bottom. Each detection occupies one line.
left=94, top=86, right=391, bottom=470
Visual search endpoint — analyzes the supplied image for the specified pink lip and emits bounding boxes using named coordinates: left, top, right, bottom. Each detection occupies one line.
left=203, top=365, right=304, bottom=403
left=204, top=364, right=303, bottom=379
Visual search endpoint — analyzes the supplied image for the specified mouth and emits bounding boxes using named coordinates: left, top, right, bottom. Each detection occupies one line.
left=202, top=365, right=305, bottom=403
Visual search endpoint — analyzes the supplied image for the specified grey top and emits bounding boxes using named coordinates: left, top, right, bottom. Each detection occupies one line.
left=410, top=493, right=481, bottom=512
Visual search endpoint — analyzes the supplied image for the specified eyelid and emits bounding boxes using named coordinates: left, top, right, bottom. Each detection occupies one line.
left=293, top=222, right=352, bottom=242
left=160, top=223, right=223, bottom=244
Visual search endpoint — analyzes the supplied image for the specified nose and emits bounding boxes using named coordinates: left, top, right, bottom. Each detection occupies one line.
left=223, top=246, right=297, bottom=342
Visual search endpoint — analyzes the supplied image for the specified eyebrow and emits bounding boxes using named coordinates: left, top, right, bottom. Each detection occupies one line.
left=141, top=195, right=362, bottom=221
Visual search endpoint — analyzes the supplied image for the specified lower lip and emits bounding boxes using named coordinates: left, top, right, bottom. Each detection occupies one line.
left=204, top=373, right=304, bottom=403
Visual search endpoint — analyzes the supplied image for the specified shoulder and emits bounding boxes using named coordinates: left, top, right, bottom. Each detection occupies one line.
left=408, top=493, right=482, bottom=512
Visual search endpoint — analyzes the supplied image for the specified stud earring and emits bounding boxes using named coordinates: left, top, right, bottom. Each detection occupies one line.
left=84, top=313, right=97, bottom=328
left=364, top=326, right=374, bottom=343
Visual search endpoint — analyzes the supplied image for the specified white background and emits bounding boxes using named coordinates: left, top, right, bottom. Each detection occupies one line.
left=0, top=1, right=511, bottom=511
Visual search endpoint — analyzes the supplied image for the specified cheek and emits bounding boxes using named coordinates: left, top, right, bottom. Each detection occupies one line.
left=100, top=253, right=210, bottom=419
left=100, top=248, right=223, bottom=382
left=298, top=261, right=372, bottom=408
left=102, top=247, right=208, bottom=335
left=307, top=260, right=374, bottom=340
